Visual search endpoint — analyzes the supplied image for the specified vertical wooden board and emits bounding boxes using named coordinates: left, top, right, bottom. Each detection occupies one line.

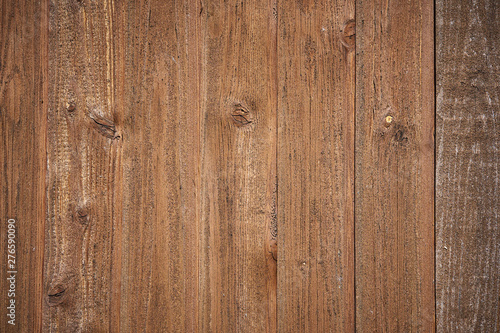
left=436, top=1, right=500, bottom=331
left=355, top=0, right=435, bottom=331
left=198, top=0, right=277, bottom=331
left=277, top=0, right=355, bottom=331
left=116, top=0, right=200, bottom=331
left=43, top=0, right=121, bottom=331
left=0, top=0, right=47, bottom=331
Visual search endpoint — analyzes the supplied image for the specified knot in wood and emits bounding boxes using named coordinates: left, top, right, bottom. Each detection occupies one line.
left=231, top=103, right=253, bottom=127
left=89, top=112, right=118, bottom=139
left=47, top=275, right=76, bottom=306
left=66, top=102, right=76, bottom=113
left=76, top=207, right=89, bottom=225
left=47, top=284, right=68, bottom=306
left=341, top=20, right=356, bottom=49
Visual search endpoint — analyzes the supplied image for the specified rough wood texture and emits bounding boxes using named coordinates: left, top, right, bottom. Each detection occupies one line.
left=7, top=0, right=500, bottom=332
left=116, top=0, right=200, bottom=331
left=0, top=0, right=47, bottom=331
left=43, top=0, right=121, bottom=331
left=277, top=0, right=355, bottom=331
left=436, top=0, right=500, bottom=331
left=198, top=0, right=277, bottom=331
left=113, top=0, right=277, bottom=331
left=355, top=0, right=435, bottom=331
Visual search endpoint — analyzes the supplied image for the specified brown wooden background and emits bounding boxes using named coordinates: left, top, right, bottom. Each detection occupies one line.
left=1, top=0, right=498, bottom=332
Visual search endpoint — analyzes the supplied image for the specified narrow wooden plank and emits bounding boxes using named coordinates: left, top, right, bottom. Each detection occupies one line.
left=436, top=1, right=500, bottom=331
left=277, top=0, right=355, bottom=331
left=355, top=0, right=435, bottom=331
left=198, top=0, right=278, bottom=331
left=0, top=0, right=47, bottom=331
left=43, top=0, right=121, bottom=331
left=116, top=0, right=201, bottom=331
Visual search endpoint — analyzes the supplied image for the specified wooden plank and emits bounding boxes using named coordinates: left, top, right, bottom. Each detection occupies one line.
left=0, top=0, right=48, bottom=331
left=436, top=0, right=500, bottom=331
left=277, top=0, right=355, bottom=331
left=354, top=0, right=435, bottom=331
left=198, top=0, right=278, bottom=331
left=116, top=0, right=200, bottom=331
left=43, top=0, right=121, bottom=331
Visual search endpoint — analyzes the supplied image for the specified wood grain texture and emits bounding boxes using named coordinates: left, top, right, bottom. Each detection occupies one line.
left=8, top=1, right=500, bottom=332
left=43, top=0, right=121, bottom=331
left=198, top=0, right=278, bottom=331
left=0, top=0, right=48, bottom=331
left=116, top=0, right=200, bottom=331
left=355, top=0, right=435, bottom=331
left=436, top=0, right=500, bottom=331
left=277, top=0, right=355, bottom=331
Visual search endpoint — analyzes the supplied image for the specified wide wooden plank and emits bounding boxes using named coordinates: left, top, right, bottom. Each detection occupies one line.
left=198, top=0, right=278, bottom=331
left=0, top=0, right=47, bottom=331
left=355, top=0, right=435, bottom=331
left=436, top=1, right=500, bottom=331
left=43, top=0, right=121, bottom=331
left=116, top=0, right=200, bottom=331
left=277, top=0, right=355, bottom=331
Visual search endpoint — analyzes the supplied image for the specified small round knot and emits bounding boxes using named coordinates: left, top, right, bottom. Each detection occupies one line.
left=66, top=102, right=76, bottom=112
left=76, top=208, right=89, bottom=225
left=341, top=20, right=356, bottom=49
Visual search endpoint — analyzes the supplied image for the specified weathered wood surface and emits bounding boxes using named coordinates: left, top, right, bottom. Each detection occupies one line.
left=43, top=0, right=121, bottom=331
left=277, top=0, right=355, bottom=332
left=0, top=0, right=47, bottom=332
left=116, top=0, right=199, bottom=331
left=436, top=0, right=500, bottom=331
left=355, top=0, right=435, bottom=331
left=3, top=0, right=500, bottom=332
left=197, top=0, right=278, bottom=332
left=41, top=0, right=277, bottom=331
